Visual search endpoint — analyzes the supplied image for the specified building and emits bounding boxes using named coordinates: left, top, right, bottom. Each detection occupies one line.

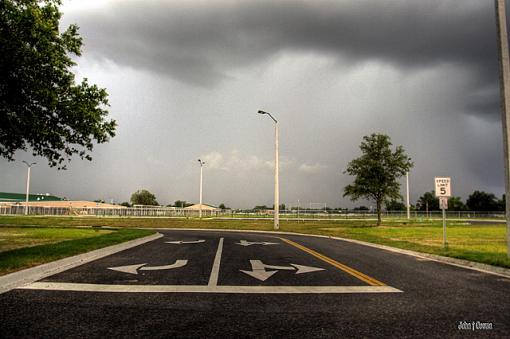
left=184, top=203, right=221, bottom=211
left=0, top=192, right=123, bottom=209
left=0, top=192, right=64, bottom=204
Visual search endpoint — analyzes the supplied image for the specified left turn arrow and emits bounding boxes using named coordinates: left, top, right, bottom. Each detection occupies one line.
left=108, top=260, right=188, bottom=275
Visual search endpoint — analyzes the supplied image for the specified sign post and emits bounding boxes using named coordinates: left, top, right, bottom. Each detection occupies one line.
left=435, top=177, right=451, bottom=249
left=439, top=197, right=448, bottom=248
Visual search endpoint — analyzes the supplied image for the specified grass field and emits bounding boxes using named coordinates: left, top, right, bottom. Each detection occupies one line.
left=0, top=215, right=508, bottom=270
left=0, top=227, right=114, bottom=253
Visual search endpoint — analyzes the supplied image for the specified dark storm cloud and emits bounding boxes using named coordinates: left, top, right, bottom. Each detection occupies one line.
left=68, top=1, right=499, bottom=90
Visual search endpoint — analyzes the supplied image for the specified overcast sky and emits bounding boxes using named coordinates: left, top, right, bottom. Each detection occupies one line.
left=1, top=0, right=508, bottom=208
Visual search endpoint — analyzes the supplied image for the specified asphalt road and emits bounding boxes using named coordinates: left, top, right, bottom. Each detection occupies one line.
left=1, top=230, right=509, bottom=338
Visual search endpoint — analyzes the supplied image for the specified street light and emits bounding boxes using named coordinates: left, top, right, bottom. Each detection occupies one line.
left=495, top=0, right=510, bottom=257
left=22, top=161, right=36, bottom=215
left=257, top=110, right=279, bottom=230
left=198, top=159, right=205, bottom=218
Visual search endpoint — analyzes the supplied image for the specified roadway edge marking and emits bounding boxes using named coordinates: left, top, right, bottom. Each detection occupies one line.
left=280, top=238, right=386, bottom=286
left=20, top=282, right=402, bottom=294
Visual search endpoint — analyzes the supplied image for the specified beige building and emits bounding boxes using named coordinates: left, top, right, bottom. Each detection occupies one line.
left=184, top=204, right=220, bottom=211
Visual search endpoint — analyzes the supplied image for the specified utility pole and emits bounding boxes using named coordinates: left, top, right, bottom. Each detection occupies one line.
left=495, top=0, right=510, bottom=257
left=297, top=199, right=300, bottom=222
left=198, top=159, right=205, bottom=218
left=406, top=172, right=410, bottom=219
left=22, top=161, right=36, bottom=215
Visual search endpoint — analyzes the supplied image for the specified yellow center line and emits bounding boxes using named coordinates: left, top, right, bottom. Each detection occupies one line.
left=280, top=237, right=386, bottom=286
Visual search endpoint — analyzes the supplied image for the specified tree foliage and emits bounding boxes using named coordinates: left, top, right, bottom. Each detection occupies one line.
left=466, top=191, right=501, bottom=211
left=131, top=190, right=159, bottom=206
left=385, top=199, right=406, bottom=211
left=343, top=133, right=413, bottom=225
left=0, top=0, right=116, bottom=169
left=416, top=191, right=503, bottom=212
left=448, top=196, right=467, bottom=211
left=416, top=191, right=439, bottom=211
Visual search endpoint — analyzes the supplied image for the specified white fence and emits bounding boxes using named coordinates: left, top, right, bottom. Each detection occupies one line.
left=0, top=205, right=505, bottom=220
left=0, top=205, right=229, bottom=218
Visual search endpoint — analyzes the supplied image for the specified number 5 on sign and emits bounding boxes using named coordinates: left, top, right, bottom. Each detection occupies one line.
left=435, top=177, right=451, bottom=197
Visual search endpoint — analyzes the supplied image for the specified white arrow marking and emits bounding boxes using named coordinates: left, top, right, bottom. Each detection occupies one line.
left=291, top=264, right=326, bottom=274
left=250, top=260, right=294, bottom=271
left=236, top=240, right=279, bottom=246
left=239, top=269, right=278, bottom=282
left=240, top=260, right=325, bottom=281
left=108, top=260, right=188, bottom=275
left=165, top=240, right=205, bottom=244
left=139, top=260, right=188, bottom=271
left=108, top=263, right=146, bottom=275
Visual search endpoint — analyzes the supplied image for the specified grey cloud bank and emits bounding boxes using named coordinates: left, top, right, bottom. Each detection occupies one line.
left=0, top=0, right=507, bottom=208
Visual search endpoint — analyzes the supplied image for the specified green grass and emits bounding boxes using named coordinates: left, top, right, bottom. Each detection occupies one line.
left=0, top=227, right=154, bottom=275
left=0, top=215, right=508, bottom=269
left=0, top=227, right=113, bottom=253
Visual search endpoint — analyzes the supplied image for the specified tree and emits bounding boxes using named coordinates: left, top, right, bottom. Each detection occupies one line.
left=343, top=134, right=413, bottom=225
left=448, top=196, right=467, bottom=211
left=272, top=203, right=286, bottom=210
left=416, top=192, right=439, bottom=211
left=0, top=0, right=116, bottom=169
left=466, top=191, right=499, bottom=211
left=218, top=203, right=229, bottom=210
left=131, top=190, right=158, bottom=206
left=385, top=199, right=406, bottom=211
left=120, top=202, right=131, bottom=207
left=498, top=194, right=506, bottom=211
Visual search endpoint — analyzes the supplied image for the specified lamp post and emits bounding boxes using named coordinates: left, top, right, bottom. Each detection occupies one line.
left=495, top=0, right=510, bottom=257
left=198, top=159, right=205, bottom=218
left=22, top=161, right=36, bottom=215
left=257, top=110, right=279, bottom=230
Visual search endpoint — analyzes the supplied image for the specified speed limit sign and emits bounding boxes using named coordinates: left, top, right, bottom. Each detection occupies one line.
left=435, top=177, right=451, bottom=197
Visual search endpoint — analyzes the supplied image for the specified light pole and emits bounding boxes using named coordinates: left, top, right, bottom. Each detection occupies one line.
left=22, top=161, right=36, bottom=215
left=406, top=172, right=410, bottom=220
left=257, top=110, right=280, bottom=230
left=495, top=0, right=510, bottom=257
left=198, top=159, right=205, bottom=218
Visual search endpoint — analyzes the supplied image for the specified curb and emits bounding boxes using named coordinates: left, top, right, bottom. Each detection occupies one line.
left=0, top=232, right=162, bottom=294
left=154, top=227, right=510, bottom=279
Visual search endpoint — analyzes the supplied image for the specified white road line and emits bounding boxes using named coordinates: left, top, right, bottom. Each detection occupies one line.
left=20, top=282, right=402, bottom=294
left=208, top=237, right=224, bottom=286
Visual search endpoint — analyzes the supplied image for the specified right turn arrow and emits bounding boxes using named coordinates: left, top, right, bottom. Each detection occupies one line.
left=240, top=260, right=325, bottom=281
